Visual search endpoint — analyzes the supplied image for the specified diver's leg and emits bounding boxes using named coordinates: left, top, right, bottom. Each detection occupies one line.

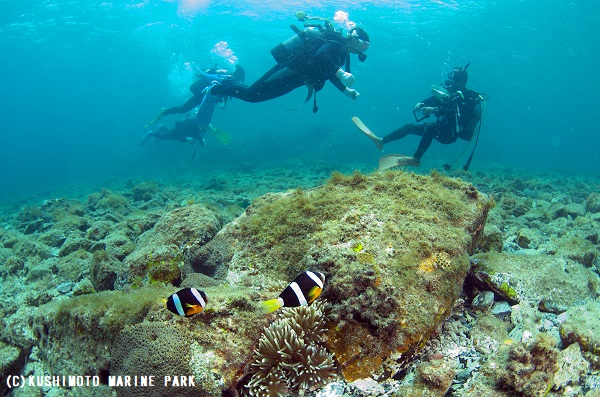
left=210, top=65, right=303, bottom=103
left=209, top=65, right=282, bottom=101
left=412, top=124, right=438, bottom=161
left=163, top=92, right=205, bottom=116
left=246, top=67, right=304, bottom=102
left=382, top=123, right=427, bottom=145
left=138, top=127, right=166, bottom=146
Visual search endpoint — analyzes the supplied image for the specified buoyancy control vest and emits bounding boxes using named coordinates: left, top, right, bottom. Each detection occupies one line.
left=270, top=26, right=324, bottom=64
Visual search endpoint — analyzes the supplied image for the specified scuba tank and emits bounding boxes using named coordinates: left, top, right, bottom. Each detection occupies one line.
left=270, top=26, right=322, bottom=64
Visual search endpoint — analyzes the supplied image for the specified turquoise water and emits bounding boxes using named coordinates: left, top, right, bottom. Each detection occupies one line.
left=1, top=0, right=598, bottom=200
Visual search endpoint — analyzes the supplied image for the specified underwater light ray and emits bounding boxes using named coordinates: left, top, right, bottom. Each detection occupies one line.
left=176, top=0, right=210, bottom=19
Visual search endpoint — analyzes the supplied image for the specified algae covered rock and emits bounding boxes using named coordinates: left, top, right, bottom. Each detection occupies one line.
left=131, top=181, right=160, bottom=202
left=28, top=279, right=269, bottom=396
left=469, top=252, right=600, bottom=310
left=493, top=334, right=559, bottom=397
left=87, top=188, right=133, bottom=216
left=476, top=223, right=503, bottom=253
left=586, top=192, right=600, bottom=214
left=144, top=204, right=221, bottom=247
left=122, top=204, right=221, bottom=285
left=560, top=300, right=600, bottom=356
left=91, top=250, right=122, bottom=291
left=0, top=341, right=26, bottom=396
left=204, top=170, right=493, bottom=381
left=31, top=287, right=165, bottom=376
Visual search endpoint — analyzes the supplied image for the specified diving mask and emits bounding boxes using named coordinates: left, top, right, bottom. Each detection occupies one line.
left=447, top=62, right=470, bottom=84
left=348, top=30, right=370, bottom=52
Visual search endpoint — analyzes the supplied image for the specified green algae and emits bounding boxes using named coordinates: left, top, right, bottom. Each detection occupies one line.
left=238, top=170, right=486, bottom=281
left=146, top=249, right=183, bottom=284
left=499, top=282, right=518, bottom=300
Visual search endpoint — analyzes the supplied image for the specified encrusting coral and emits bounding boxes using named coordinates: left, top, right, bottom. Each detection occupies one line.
left=245, top=301, right=336, bottom=397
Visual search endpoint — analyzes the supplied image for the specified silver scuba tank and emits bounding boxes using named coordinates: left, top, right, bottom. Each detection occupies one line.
left=270, top=26, right=322, bottom=64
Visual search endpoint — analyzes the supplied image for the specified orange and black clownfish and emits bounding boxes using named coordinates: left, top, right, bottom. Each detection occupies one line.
left=261, top=270, right=326, bottom=313
left=164, top=288, right=207, bottom=317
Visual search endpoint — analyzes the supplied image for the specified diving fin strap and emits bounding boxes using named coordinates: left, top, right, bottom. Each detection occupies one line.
left=286, top=85, right=315, bottom=112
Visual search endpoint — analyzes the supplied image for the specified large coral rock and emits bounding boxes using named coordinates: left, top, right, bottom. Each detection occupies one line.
left=31, top=283, right=267, bottom=397
left=0, top=341, right=26, bottom=396
left=203, top=171, right=493, bottom=381
left=122, top=204, right=221, bottom=285
left=31, top=287, right=166, bottom=376
left=111, top=322, right=210, bottom=397
left=560, top=300, right=600, bottom=356
left=469, top=252, right=600, bottom=310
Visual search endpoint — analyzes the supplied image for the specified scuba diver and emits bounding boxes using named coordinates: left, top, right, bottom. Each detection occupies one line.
left=145, top=64, right=245, bottom=129
left=354, top=63, right=487, bottom=170
left=142, top=64, right=244, bottom=150
left=209, top=12, right=369, bottom=113
left=139, top=116, right=231, bottom=158
left=140, top=117, right=204, bottom=146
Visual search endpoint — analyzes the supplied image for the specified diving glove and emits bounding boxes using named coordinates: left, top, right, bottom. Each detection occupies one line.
left=335, top=69, right=355, bottom=87
left=415, top=103, right=435, bottom=116
left=344, top=87, right=360, bottom=100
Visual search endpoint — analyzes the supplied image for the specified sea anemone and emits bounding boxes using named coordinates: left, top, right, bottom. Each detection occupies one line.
left=245, top=301, right=335, bottom=397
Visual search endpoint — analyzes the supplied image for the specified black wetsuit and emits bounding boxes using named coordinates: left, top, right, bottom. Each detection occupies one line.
left=162, top=73, right=221, bottom=117
left=144, top=118, right=204, bottom=144
left=383, top=88, right=482, bottom=160
left=162, top=79, right=208, bottom=116
left=211, top=34, right=349, bottom=103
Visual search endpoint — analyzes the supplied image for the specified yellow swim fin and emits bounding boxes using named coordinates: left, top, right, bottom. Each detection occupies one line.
left=144, top=108, right=166, bottom=129
left=207, top=124, right=232, bottom=145
left=261, top=298, right=283, bottom=313
left=352, top=117, right=384, bottom=150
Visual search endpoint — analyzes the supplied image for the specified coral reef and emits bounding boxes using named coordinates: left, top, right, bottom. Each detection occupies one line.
left=0, top=163, right=599, bottom=396
left=245, top=301, right=335, bottom=397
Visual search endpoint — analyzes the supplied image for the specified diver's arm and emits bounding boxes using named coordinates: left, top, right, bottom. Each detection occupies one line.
left=343, top=88, right=359, bottom=99
left=329, top=75, right=348, bottom=92
left=415, top=96, right=441, bottom=117
left=335, top=68, right=355, bottom=87
left=421, top=96, right=440, bottom=107
left=328, top=75, right=359, bottom=99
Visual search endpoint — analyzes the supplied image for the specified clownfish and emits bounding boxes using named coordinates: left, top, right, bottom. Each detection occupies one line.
left=164, top=288, right=207, bottom=317
left=262, top=271, right=326, bottom=313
